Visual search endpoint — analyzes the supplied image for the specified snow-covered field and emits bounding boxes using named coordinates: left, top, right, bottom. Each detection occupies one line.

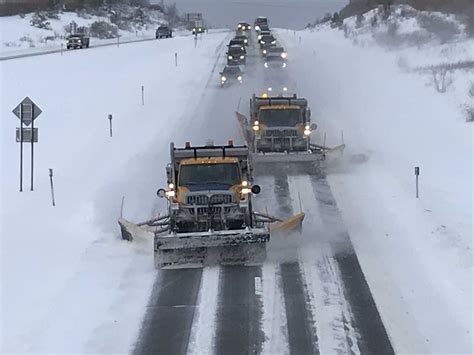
left=1, top=32, right=228, bottom=353
left=0, top=10, right=166, bottom=57
left=277, top=7, right=473, bottom=353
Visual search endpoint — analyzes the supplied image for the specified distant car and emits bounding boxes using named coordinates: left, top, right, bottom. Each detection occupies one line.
left=66, top=34, right=89, bottom=49
left=156, top=25, right=172, bottom=39
left=254, top=16, right=268, bottom=31
left=229, top=38, right=247, bottom=51
left=220, top=65, right=243, bottom=86
left=257, top=30, right=271, bottom=42
left=263, top=46, right=287, bottom=58
left=259, top=34, right=277, bottom=50
left=264, top=53, right=287, bottom=69
left=234, top=34, right=249, bottom=46
left=237, top=22, right=251, bottom=31
left=227, top=44, right=246, bottom=65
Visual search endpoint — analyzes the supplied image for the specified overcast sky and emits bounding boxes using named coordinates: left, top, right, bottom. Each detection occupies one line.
left=153, top=0, right=348, bottom=29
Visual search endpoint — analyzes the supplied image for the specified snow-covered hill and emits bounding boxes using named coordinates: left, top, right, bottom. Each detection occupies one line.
left=0, top=8, right=166, bottom=55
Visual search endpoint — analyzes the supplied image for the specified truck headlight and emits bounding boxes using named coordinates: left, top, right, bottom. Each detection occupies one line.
left=166, top=190, right=175, bottom=197
left=281, top=52, right=287, bottom=59
left=304, top=129, right=311, bottom=136
left=242, top=187, right=252, bottom=195
left=263, top=49, right=267, bottom=54
left=238, top=24, right=242, bottom=28
left=240, top=55, right=244, bottom=59
left=253, top=120, right=259, bottom=131
left=242, top=180, right=249, bottom=187
left=283, top=87, right=288, bottom=91
left=228, top=55, right=232, bottom=60
left=255, top=25, right=260, bottom=31
left=264, top=62, right=268, bottom=68
left=244, top=39, right=248, bottom=43
left=221, top=76, right=226, bottom=81
left=237, top=75, right=242, bottom=81
left=193, top=28, right=196, bottom=31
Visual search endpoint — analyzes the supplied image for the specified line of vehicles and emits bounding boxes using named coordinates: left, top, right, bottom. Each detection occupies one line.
left=119, top=17, right=344, bottom=269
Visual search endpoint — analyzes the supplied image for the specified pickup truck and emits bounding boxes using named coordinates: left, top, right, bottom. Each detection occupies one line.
left=66, top=34, right=90, bottom=49
left=156, top=25, right=172, bottom=39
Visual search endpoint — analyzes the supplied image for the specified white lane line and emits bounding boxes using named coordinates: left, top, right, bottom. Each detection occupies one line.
left=187, top=267, right=220, bottom=355
left=254, top=276, right=263, bottom=296
left=261, top=262, right=290, bottom=355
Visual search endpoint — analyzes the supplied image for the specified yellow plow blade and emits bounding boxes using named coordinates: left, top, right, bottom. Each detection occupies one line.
left=269, top=212, right=305, bottom=232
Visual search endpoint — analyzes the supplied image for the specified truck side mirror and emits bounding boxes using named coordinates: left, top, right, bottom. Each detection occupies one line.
left=157, top=188, right=166, bottom=198
left=251, top=185, right=261, bottom=194
left=310, top=123, right=317, bottom=131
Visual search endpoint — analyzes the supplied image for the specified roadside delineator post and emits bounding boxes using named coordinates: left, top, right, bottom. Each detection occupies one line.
left=49, top=168, right=56, bottom=206
left=108, top=114, right=113, bottom=137
left=141, top=85, right=145, bottom=105
left=175, top=52, right=178, bottom=67
left=415, top=166, right=420, bottom=198
left=61, top=43, right=63, bottom=56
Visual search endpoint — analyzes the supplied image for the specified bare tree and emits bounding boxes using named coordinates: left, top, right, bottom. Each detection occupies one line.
left=431, top=67, right=453, bottom=93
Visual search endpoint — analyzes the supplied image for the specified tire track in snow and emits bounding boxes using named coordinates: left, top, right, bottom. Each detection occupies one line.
left=133, top=269, right=202, bottom=355
left=274, top=172, right=319, bottom=355
left=187, top=267, right=220, bottom=355
left=309, top=174, right=395, bottom=355
left=214, top=266, right=265, bottom=355
left=288, top=174, right=359, bottom=354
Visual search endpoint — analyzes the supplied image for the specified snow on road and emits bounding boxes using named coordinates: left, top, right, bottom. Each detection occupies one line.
left=0, top=31, right=228, bottom=353
left=278, top=20, right=473, bottom=353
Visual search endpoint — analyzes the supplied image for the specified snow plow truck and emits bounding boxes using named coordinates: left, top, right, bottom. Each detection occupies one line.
left=236, top=92, right=345, bottom=163
left=118, top=141, right=304, bottom=269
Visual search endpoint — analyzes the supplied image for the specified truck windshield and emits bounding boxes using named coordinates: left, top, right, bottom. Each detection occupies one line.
left=179, top=163, right=241, bottom=187
left=259, top=108, right=302, bottom=127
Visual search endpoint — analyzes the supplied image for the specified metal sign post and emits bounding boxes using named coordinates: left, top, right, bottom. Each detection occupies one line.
left=49, top=168, right=56, bottom=206
left=12, top=97, right=42, bottom=192
left=108, top=114, right=113, bottom=137
left=415, top=166, right=420, bottom=198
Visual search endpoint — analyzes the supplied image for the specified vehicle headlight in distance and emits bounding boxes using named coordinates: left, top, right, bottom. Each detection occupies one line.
left=271, top=40, right=276, bottom=44
left=238, top=24, right=242, bottom=28
left=304, top=129, right=311, bottom=136
left=228, top=55, right=233, bottom=59
left=193, top=28, right=196, bottom=31
left=263, top=49, right=267, bottom=54
left=281, top=52, right=287, bottom=59
left=242, top=180, right=249, bottom=187
left=221, top=76, right=226, bottom=81
left=244, top=39, right=248, bottom=43
left=240, top=55, right=245, bottom=59
left=264, top=62, right=268, bottom=68
left=268, top=87, right=272, bottom=91
left=282, top=62, right=287, bottom=68
left=237, top=76, right=242, bottom=81
left=258, top=35, right=262, bottom=40
left=78, top=40, right=82, bottom=43
left=283, top=87, right=288, bottom=92
left=255, top=25, right=260, bottom=31
left=260, top=40, right=265, bottom=44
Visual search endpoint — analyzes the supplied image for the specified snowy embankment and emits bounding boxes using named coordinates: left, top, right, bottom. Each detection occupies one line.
left=0, top=10, right=167, bottom=57
left=0, top=32, right=227, bottom=353
left=278, top=6, right=473, bottom=353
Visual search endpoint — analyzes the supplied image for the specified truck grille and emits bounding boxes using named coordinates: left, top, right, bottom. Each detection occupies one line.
left=264, top=128, right=298, bottom=137
left=186, top=193, right=233, bottom=205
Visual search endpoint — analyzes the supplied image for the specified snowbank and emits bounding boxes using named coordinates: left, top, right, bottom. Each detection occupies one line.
left=0, top=9, right=165, bottom=55
left=277, top=6, right=473, bottom=352
left=1, top=31, right=228, bottom=353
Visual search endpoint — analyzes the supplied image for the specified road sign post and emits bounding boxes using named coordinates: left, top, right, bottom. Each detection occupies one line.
left=108, top=114, right=113, bottom=137
left=12, top=97, right=42, bottom=192
left=49, top=168, right=56, bottom=206
left=415, top=166, right=420, bottom=198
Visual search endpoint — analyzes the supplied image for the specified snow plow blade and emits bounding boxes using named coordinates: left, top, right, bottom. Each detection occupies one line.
left=269, top=212, right=305, bottom=233
left=155, top=228, right=270, bottom=269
